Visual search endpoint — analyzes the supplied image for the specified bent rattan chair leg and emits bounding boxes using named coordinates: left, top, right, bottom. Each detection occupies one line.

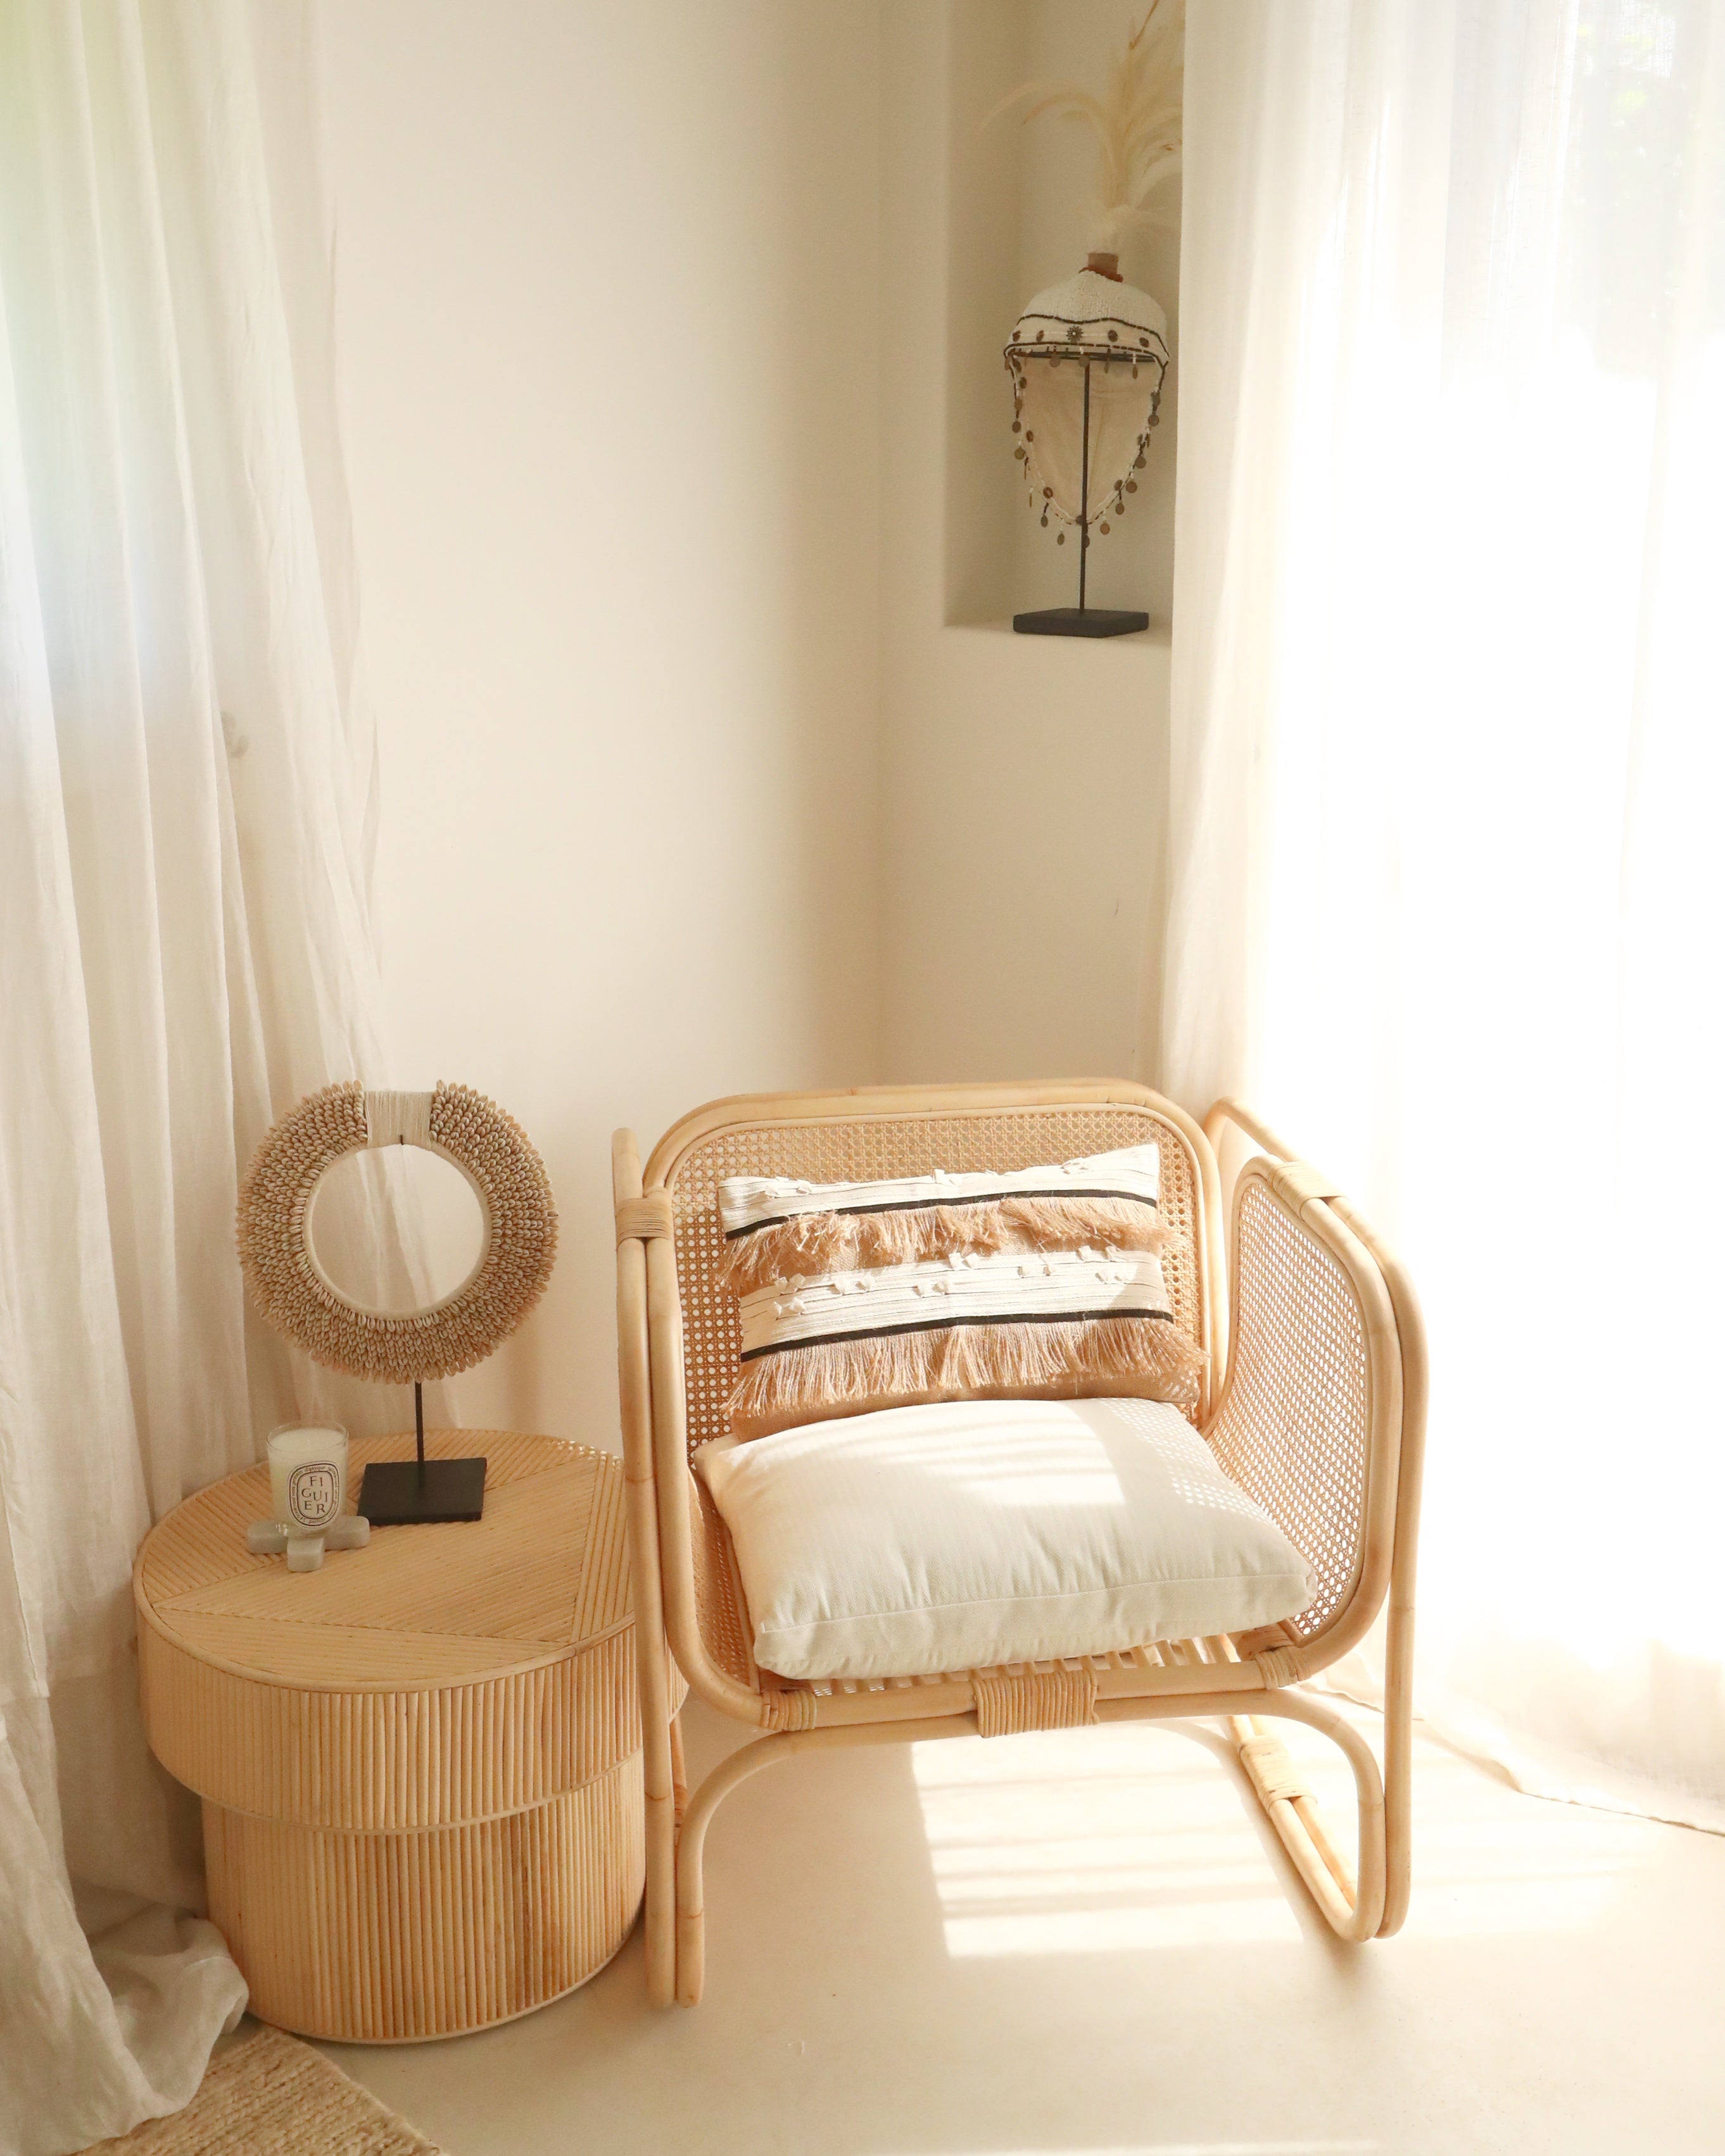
left=671, top=1696, right=1389, bottom=2000
left=1378, top=1656, right=1413, bottom=1938
left=672, top=1718, right=978, bottom=2007
left=1225, top=1690, right=1388, bottom=1942
left=640, top=1698, right=679, bottom=2008
left=674, top=1735, right=797, bottom=2008
left=669, top=1711, right=689, bottom=1824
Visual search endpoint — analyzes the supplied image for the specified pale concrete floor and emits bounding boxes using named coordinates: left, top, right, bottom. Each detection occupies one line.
left=321, top=1698, right=1725, bottom=2156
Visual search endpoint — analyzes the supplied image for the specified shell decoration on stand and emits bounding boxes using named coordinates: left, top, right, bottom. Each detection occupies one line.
left=994, top=1, right=1184, bottom=543
left=237, top=1080, right=557, bottom=1386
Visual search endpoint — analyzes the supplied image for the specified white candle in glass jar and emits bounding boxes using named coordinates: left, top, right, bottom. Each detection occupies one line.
left=267, top=1423, right=348, bottom=1532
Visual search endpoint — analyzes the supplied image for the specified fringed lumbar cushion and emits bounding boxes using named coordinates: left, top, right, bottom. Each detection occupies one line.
left=718, top=1145, right=1204, bottom=1439
left=719, top=1147, right=1170, bottom=1293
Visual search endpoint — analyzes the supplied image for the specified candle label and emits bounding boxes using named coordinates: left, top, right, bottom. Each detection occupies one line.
left=286, top=1461, right=341, bottom=1529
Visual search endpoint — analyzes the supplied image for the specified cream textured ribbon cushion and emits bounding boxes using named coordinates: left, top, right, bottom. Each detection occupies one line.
left=695, top=1396, right=1313, bottom=1682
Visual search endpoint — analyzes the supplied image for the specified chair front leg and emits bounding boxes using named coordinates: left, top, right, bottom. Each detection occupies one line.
left=673, top=1717, right=978, bottom=2007
left=669, top=1710, right=688, bottom=1824
left=640, top=1683, right=679, bottom=2007
left=674, top=1734, right=796, bottom=2007
left=614, top=1128, right=683, bottom=2007
left=1226, top=1689, right=1387, bottom=1943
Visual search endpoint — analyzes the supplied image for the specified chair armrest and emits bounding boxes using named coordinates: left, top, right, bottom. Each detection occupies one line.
left=1203, top=1104, right=1429, bottom=1936
left=1203, top=1133, right=1419, bottom=1678
left=614, top=1131, right=773, bottom=1729
left=613, top=1133, right=679, bottom=1744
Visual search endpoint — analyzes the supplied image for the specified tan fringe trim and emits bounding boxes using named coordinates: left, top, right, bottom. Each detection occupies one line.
left=974, top=1667, right=1098, bottom=1738
left=721, top=1194, right=1168, bottom=1295
left=726, top=1314, right=1206, bottom=1440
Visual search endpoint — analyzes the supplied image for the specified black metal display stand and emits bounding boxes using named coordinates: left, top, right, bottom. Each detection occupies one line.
left=1013, top=360, right=1149, bottom=640
left=359, top=1384, right=487, bottom=1525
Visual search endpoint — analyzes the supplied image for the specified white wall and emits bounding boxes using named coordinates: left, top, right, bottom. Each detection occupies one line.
left=878, top=0, right=1175, bottom=1088
left=315, top=0, right=1176, bottom=1443
left=315, top=0, right=883, bottom=1441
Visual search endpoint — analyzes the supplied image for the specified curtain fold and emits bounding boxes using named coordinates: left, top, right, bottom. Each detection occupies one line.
left=0, top=4, right=438, bottom=2147
left=1149, top=0, right=1725, bottom=1830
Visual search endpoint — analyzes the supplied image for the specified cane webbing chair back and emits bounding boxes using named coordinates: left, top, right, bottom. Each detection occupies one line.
left=657, top=1099, right=1214, bottom=1465
left=1208, top=1173, right=1374, bottom=1645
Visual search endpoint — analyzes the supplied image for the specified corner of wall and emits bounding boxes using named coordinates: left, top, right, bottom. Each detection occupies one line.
left=876, top=0, right=1178, bottom=1089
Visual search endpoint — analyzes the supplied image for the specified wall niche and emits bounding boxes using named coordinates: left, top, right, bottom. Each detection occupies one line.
left=943, top=0, right=1181, bottom=634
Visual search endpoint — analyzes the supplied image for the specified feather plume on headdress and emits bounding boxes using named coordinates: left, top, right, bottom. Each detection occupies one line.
left=989, top=2, right=1184, bottom=256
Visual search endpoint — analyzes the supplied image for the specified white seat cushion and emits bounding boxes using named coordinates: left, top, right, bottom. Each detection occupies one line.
left=695, top=1396, right=1313, bottom=1682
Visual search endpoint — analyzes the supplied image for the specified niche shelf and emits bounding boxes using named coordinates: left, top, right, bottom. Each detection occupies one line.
left=941, top=0, right=1180, bottom=635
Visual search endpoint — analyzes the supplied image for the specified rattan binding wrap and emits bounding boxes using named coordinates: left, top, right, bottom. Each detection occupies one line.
left=973, top=1665, right=1098, bottom=1737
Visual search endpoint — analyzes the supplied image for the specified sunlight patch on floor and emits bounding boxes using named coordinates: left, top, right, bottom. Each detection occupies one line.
left=915, top=1726, right=1308, bottom=1953
left=914, top=1717, right=1652, bottom=1954
left=1387, top=1781, right=1648, bottom=1938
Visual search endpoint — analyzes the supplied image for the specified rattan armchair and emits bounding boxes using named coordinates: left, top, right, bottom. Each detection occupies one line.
left=613, top=1081, right=1427, bottom=2007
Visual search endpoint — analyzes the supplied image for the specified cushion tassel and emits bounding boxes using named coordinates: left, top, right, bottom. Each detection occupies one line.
left=728, top=1313, right=1204, bottom=1440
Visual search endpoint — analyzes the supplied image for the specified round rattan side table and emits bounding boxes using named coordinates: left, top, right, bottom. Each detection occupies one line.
left=136, top=1431, right=658, bottom=2043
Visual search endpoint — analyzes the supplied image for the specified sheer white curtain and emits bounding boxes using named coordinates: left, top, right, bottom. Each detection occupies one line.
left=0, top=4, right=433, bottom=2148
left=1150, top=0, right=1725, bottom=1830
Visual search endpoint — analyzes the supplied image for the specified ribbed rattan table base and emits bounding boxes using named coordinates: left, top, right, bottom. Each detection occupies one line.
left=136, top=1433, right=647, bottom=2043
left=205, top=1758, right=645, bottom=2042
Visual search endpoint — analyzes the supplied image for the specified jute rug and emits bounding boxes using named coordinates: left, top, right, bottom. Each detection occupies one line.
left=90, top=2025, right=443, bottom=2154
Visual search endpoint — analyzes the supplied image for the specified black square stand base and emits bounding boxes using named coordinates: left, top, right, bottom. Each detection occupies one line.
left=360, top=1456, right=488, bottom=1526
left=1013, top=606, right=1149, bottom=639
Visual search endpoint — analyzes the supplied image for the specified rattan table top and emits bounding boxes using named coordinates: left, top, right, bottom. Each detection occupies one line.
left=135, top=1431, right=629, bottom=1691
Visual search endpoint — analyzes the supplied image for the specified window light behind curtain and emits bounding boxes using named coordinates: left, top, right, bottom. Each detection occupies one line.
left=0, top=3, right=443, bottom=2147
left=1150, top=0, right=1725, bottom=1829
